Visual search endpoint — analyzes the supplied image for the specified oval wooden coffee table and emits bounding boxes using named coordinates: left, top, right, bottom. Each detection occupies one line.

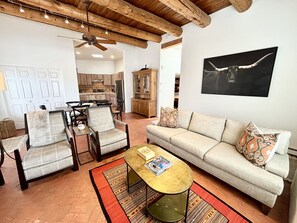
left=124, top=144, right=193, bottom=222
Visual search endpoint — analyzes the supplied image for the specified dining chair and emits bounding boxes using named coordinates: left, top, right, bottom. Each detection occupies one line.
left=14, top=110, right=79, bottom=190
left=112, top=99, right=124, bottom=121
left=87, top=105, right=130, bottom=162
left=71, top=104, right=91, bottom=126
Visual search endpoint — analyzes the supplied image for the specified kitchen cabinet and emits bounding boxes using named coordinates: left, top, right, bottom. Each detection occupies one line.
left=103, top=75, right=112, bottom=85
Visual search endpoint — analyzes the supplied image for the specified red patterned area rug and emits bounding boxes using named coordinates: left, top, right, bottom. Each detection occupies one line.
left=90, top=159, right=250, bottom=223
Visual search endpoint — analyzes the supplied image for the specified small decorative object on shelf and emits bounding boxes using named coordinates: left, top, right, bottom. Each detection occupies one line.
left=137, top=146, right=155, bottom=160
left=140, top=64, right=148, bottom=70
left=145, top=156, right=172, bottom=176
left=77, top=124, right=85, bottom=130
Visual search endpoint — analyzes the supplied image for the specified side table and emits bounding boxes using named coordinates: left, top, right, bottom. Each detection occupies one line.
left=72, top=126, right=94, bottom=165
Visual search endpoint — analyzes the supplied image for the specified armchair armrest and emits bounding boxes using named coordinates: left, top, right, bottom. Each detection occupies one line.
left=65, top=127, right=73, bottom=141
left=113, top=119, right=127, bottom=126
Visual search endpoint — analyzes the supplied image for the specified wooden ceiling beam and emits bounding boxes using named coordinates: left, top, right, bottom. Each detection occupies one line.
left=92, top=0, right=183, bottom=37
left=17, top=0, right=161, bottom=43
left=229, top=0, right=252, bottom=12
left=0, top=1, right=147, bottom=48
left=159, top=0, right=211, bottom=28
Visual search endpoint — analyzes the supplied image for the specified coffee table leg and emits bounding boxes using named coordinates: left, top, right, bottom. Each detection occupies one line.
left=145, top=184, right=148, bottom=217
left=184, top=189, right=190, bottom=223
left=126, top=165, right=130, bottom=193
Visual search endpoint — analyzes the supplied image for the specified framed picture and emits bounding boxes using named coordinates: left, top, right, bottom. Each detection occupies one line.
left=201, top=47, right=278, bottom=97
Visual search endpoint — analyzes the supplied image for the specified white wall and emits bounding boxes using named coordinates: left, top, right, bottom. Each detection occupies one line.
left=76, top=60, right=115, bottom=74
left=159, top=45, right=182, bottom=113
left=119, top=41, right=160, bottom=113
left=0, top=13, right=80, bottom=119
left=174, top=0, right=297, bottom=149
left=114, top=58, right=124, bottom=73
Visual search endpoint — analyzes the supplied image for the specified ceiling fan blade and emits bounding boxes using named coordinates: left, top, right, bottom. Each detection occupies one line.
left=94, top=43, right=107, bottom=51
left=96, top=39, right=116, bottom=44
left=57, top=35, right=82, bottom=41
left=75, top=42, right=88, bottom=48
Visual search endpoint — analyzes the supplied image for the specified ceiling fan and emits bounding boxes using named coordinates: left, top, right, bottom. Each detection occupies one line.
left=74, top=0, right=116, bottom=51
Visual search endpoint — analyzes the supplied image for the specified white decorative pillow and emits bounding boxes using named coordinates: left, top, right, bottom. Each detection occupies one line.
left=158, top=107, right=178, bottom=128
left=236, top=122, right=279, bottom=166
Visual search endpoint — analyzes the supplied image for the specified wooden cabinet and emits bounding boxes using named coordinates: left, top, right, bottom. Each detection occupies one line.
left=79, top=74, right=91, bottom=85
left=111, top=74, right=116, bottom=85
left=131, top=69, right=157, bottom=117
left=103, top=75, right=112, bottom=85
left=131, top=98, right=156, bottom=118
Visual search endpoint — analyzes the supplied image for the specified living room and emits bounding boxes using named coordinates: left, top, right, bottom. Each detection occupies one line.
left=0, top=0, right=296, bottom=222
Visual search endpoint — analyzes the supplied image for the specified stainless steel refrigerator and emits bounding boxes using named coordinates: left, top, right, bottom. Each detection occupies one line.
left=115, top=80, right=125, bottom=111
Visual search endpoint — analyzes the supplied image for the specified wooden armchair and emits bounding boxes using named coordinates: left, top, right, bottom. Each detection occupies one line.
left=87, top=105, right=130, bottom=162
left=14, top=110, right=79, bottom=190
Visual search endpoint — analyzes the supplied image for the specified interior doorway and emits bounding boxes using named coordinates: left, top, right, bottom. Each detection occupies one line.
left=159, top=39, right=182, bottom=113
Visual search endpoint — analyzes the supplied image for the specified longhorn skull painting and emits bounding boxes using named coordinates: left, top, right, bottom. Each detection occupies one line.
left=201, top=47, right=278, bottom=97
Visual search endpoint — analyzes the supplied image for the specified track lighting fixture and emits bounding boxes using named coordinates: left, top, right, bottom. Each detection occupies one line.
left=19, top=4, right=25, bottom=13
left=44, top=11, right=49, bottom=19
left=81, top=22, right=84, bottom=28
left=65, top=17, right=69, bottom=24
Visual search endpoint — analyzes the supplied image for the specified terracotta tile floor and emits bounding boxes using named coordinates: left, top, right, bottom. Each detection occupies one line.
left=0, top=113, right=289, bottom=223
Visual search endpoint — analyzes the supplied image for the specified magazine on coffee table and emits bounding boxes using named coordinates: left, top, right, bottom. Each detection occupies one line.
left=145, top=156, right=172, bottom=176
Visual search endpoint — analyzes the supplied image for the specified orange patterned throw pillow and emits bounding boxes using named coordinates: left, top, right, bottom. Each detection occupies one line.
left=236, top=122, right=279, bottom=166
left=158, top=107, right=178, bottom=128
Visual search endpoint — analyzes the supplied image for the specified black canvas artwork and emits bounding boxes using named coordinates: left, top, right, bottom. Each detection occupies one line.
left=201, top=47, right=278, bottom=97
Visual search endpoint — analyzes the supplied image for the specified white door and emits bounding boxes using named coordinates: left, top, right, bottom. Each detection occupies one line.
left=1, top=66, right=65, bottom=128
left=18, top=67, right=40, bottom=112
left=35, top=68, right=52, bottom=110
left=0, top=66, right=39, bottom=128
left=48, top=69, right=65, bottom=109
left=35, top=68, right=65, bottom=110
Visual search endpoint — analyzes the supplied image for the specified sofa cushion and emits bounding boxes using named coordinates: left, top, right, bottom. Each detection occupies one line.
left=258, top=127, right=291, bottom=155
left=265, top=153, right=289, bottom=178
left=146, top=125, right=187, bottom=143
left=236, top=122, right=279, bottom=166
left=188, top=112, right=226, bottom=141
left=222, top=119, right=246, bottom=146
left=171, top=131, right=219, bottom=159
left=204, top=142, right=284, bottom=195
left=158, top=107, right=178, bottom=128
left=177, top=109, right=193, bottom=129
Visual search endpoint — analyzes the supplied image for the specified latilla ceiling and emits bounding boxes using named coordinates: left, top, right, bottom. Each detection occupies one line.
left=0, top=0, right=252, bottom=48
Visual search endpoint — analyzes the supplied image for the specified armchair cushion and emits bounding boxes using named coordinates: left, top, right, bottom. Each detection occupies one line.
left=22, top=140, right=73, bottom=171
left=27, top=110, right=51, bottom=147
left=27, top=111, right=66, bottom=147
left=99, top=129, right=127, bottom=147
left=88, top=107, right=114, bottom=133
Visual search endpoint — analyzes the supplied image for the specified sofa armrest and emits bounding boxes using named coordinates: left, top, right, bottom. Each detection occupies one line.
left=265, top=153, right=289, bottom=178
left=151, top=120, right=159, bottom=126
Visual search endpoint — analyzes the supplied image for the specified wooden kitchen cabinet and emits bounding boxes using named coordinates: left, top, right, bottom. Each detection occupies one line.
left=77, top=74, right=81, bottom=85
left=131, top=69, right=157, bottom=117
left=103, top=75, right=112, bottom=85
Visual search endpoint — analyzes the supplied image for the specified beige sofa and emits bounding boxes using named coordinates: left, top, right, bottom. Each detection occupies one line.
left=146, top=110, right=291, bottom=213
